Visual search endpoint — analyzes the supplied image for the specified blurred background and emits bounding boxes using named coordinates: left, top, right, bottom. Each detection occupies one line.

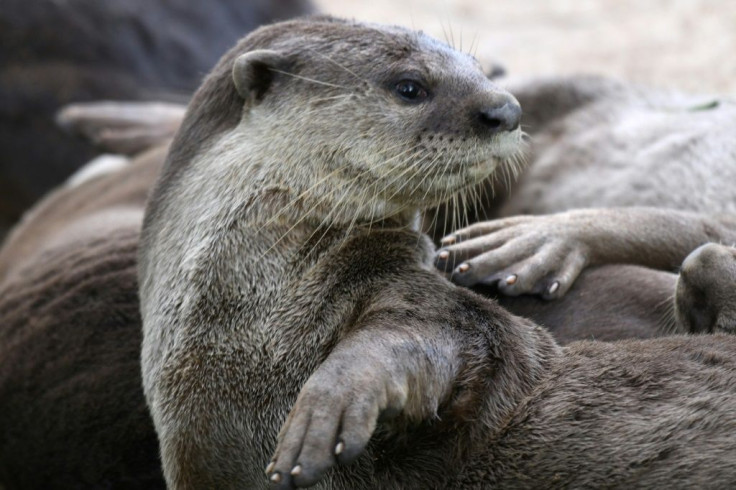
left=318, top=0, right=736, bottom=94
left=1, top=0, right=734, bottom=240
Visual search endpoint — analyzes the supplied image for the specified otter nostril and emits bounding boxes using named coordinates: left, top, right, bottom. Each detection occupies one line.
left=480, top=114, right=502, bottom=129
left=478, top=101, right=522, bottom=134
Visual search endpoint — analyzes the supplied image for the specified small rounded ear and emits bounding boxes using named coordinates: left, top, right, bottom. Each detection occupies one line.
left=232, top=50, right=290, bottom=102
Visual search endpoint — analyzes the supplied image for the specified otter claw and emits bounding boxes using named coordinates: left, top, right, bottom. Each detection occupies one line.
left=270, top=472, right=282, bottom=483
left=548, top=281, right=560, bottom=294
left=335, top=441, right=345, bottom=455
left=266, top=462, right=276, bottom=474
left=505, top=274, right=517, bottom=285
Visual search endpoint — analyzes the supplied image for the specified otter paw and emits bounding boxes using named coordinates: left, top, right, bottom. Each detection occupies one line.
left=267, top=362, right=396, bottom=488
left=435, top=217, right=589, bottom=299
left=676, top=243, right=736, bottom=334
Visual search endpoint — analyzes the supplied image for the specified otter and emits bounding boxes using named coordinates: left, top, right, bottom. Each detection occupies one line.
left=138, top=15, right=525, bottom=488
left=430, top=76, right=736, bottom=341
left=0, top=146, right=168, bottom=489
left=138, top=16, right=736, bottom=489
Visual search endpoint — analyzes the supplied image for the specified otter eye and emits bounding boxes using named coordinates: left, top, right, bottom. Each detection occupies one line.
left=394, top=80, right=428, bottom=102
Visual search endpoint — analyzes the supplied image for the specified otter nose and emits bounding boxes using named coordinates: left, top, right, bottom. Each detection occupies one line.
left=478, top=100, right=522, bottom=134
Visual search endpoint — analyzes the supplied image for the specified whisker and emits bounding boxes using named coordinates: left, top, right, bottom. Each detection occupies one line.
left=306, top=48, right=365, bottom=84
left=448, top=19, right=456, bottom=50
left=258, top=162, right=354, bottom=231
left=270, top=69, right=351, bottom=90
left=470, top=32, right=480, bottom=58
left=308, top=94, right=353, bottom=105
left=439, top=18, right=450, bottom=45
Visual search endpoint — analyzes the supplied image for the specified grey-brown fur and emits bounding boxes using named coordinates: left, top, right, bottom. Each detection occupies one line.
left=138, top=17, right=736, bottom=489
left=458, top=333, right=736, bottom=488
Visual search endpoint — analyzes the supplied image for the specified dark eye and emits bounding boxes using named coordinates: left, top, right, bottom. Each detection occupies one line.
left=394, top=80, right=429, bottom=102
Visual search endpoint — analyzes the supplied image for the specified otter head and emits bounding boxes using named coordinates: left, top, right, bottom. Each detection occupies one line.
left=173, top=16, right=522, bottom=226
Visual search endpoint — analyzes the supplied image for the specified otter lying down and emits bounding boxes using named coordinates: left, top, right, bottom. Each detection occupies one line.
left=132, top=16, right=736, bottom=489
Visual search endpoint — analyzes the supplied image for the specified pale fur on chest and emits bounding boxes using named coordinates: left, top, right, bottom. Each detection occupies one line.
left=138, top=120, right=437, bottom=481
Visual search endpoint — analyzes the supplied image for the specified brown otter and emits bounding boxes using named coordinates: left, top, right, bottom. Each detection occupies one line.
left=0, top=146, right=167, bottom=489
left=138, top=16, right=736, bottom=489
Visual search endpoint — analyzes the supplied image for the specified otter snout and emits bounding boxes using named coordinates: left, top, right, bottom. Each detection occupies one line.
left=477, top=96, right=522, bottom=135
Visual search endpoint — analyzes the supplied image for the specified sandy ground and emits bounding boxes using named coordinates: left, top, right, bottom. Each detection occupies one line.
left=315, top=0, right=736, bottom=94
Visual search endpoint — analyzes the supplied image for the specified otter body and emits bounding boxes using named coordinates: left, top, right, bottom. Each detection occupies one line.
left=505, top=77, right=736, bottom=215
left=139, top=16, right=524, bottom=488
left=461, top=333, right=736, bottom=488
left=139, top=16, right=736, bottom=490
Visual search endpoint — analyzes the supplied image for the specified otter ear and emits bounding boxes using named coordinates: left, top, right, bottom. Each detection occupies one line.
left=232, top=50, right=290, bottom=102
